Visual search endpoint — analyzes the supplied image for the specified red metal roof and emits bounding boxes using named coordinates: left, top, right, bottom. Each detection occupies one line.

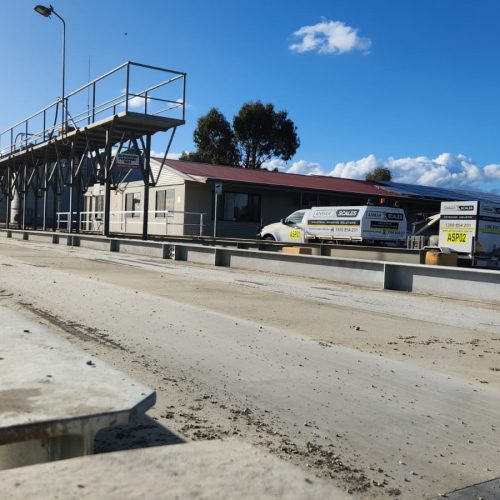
left=157, top=159, right=399, bottom=197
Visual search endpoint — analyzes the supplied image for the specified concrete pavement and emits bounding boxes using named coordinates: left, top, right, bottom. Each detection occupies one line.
left=0, top=238, right=499, bottom=497
left=0, top=439, right=343, bottom=499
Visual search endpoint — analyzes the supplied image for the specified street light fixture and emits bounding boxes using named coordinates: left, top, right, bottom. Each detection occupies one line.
left=34, top=4, right=52, bottom=16
left=34, top=4, right=66, bottom=127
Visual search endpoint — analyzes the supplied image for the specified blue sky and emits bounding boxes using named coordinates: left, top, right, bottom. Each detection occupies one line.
left=1, top=0, right=500, bottom=192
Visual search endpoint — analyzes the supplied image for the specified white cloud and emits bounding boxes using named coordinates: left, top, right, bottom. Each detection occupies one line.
left=264, top=159, right=324, bottom=175
left=329, top=154, right=378, bottom=178
left=111, top=149, right=181, bottom=160
left=289, top=19, right=371, bottom=55
left=150, top=150, right=181, bottom=160
left=332, top=153, right=499, bottom=191
left=267, top=153, right=500, bottom=194
left=176, top=98, right=193, bottom=109
left=484, top=163, right=500, bottom=180
left=120, top=88, right=151, bottom=110
left=127, top=94, right=151, bottom=110
left=166, top=151, right=181, bottom=160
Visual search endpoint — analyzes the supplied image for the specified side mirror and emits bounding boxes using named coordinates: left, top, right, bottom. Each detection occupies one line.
left=280, top=218, right=286, bottom=224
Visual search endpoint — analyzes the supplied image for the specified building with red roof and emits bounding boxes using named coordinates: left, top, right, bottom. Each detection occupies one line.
left=85, top=158, right=441, bottom=238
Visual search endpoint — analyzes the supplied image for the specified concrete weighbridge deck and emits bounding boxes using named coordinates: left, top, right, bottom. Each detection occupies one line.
left=3, top=229, right=499, bottom=304
left=0, top=305, right=155, bottom=470
left=0, top=439, right=348, bottom=499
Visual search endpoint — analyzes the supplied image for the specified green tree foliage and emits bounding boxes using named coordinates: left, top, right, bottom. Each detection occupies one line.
left=233, top=101, right=300, bottom=169
left=180, top=108, right=239, bottom=166
left=182, top=102, right=299, bottom=169
left=365, top=167, right=392, bottom=182
left=179, top=150, right=205, bottom=162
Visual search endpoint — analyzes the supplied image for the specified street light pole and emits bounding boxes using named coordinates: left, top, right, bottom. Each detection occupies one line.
left=34, top=4, right=66, bottom=127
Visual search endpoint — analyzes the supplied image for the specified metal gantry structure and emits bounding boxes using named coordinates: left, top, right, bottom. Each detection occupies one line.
left=0, top=61, right=186, bottom=239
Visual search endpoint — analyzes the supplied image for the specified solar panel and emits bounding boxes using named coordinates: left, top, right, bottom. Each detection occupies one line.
left=380, top=181, right=500, bottom=205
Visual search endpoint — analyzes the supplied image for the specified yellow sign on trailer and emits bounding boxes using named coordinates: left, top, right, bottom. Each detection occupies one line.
left=439, top=201, right=500, bottom=255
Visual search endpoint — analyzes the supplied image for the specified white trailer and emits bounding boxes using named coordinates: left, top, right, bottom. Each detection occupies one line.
left=438, top=200, right=500, bottom=266
left=259, top=206, right=407, bottom=245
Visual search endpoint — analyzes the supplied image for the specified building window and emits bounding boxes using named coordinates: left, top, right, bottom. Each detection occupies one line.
left=222, top=193, right=260, bottom=222
left=155, top=189, right=175, bottom=217
left=301, top=192, right=318, bottom=208
left=125, top=192, right=141, bottom=217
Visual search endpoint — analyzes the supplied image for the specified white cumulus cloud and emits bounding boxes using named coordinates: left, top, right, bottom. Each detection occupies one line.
left=289, top=19, right=371, bottom=55
left=127, top=94, right=151, bottom=110
left=151, top=151, right=182, bottom=160
left=175, top=98, right=193, bottom=109
left=329, top=154, right=378, bottom=178
left=484, top=163, right=500, bottom=180
left=266, top=153, right=500, bottom=194
left=264, top=159, right=324, bottom=175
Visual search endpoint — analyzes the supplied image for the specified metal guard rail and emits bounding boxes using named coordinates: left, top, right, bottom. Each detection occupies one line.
left=0, top=61, right=186, bottom=158
left=56, top=210, right=205, bottom=236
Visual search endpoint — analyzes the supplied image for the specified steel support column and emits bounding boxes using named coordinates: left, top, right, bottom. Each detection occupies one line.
left=5, top=166, right=11, bottom=229
left=103, top=129, right=112, bottom=237
left=52, top=185, right=58, bottom=232
left=21, top=165, right=27, bottom=230
left=43, top=164, right=48, bottom=231
left=33, top=191, right=38, bottom=230
left=74, top=171, right=81, bottom=234
left=142, top=135, right=151, bottom=240
left=69, top=157, right=76, bottom=233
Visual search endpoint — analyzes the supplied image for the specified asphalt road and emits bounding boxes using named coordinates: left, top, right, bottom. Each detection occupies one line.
left=0, top=238, right=499, bottom=498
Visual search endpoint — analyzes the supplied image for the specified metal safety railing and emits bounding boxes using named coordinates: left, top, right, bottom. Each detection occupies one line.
left=56, top=210, right=206, bottom=236
left=0, top=61, right=186, bottom=159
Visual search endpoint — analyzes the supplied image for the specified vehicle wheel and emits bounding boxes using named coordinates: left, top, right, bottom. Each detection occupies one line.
left=263, top=235, right=275, bottom=241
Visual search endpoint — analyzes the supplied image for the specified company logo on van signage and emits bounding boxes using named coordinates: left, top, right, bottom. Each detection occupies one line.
left=386, top=212, right=403, bottom=221
left=336, top=209, right=359, bottom=217
left=458, top=205, right=475, bottom=211
left=313, top=209, right=335, bottom=217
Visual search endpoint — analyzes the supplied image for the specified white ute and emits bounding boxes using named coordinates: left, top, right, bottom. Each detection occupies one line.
left=259, top=206, right=407, bottom=245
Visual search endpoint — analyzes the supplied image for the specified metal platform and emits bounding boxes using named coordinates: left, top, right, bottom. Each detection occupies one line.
left=0, top=61, right=186, bottom=237
left=0, top=112, right=183, bottom=165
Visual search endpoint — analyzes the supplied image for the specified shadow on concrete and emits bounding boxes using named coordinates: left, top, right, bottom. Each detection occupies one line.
left=93, top=415, right=185, bottom=454
left=433, top=476, right=500, bottom=499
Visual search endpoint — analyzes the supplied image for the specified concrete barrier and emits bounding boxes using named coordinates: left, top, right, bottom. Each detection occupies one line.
left=1, top=229, right=498, bottom=303
left=173, top=244, right=217, bottom=265
left=384, top=263, right=500, bottom=302
left=329, top=246, right=422, bottom=264
left=72, top=235, right=112, bottom=252
left=25, top=231, right=59, bottom=243
left=215, top=248, right=385, bottom=287
left=114, top=239, right=164, bottom=258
